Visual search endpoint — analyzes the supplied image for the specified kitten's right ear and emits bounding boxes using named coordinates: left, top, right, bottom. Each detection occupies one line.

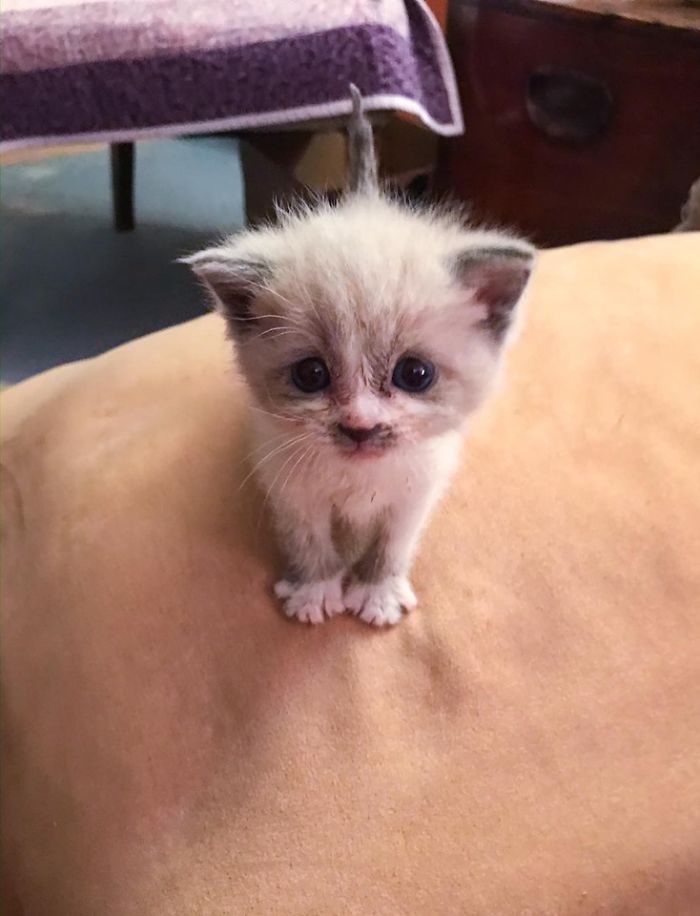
left=180, top=249, right=270, bottom=333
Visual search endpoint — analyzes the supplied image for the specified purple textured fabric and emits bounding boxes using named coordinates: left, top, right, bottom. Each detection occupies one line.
left=0, top=2, right=462, bottom=147
left=3, top=0, right=410, bottom=73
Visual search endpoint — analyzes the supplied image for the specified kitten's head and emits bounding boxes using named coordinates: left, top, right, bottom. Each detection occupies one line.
left=186, top=198, right=533, bottom=460
left=185, top=92, right=535, bottom=462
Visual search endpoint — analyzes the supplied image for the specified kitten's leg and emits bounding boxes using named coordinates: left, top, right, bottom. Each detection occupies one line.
left=273, top=508, right=345, bottom=625
left=345, top=489, right=437, bottom=627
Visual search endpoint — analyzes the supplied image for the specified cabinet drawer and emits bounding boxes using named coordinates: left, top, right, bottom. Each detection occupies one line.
left=439, top=1, right=700, bottom=245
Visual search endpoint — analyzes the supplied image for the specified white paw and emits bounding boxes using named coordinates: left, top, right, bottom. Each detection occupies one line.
left=274, top=577, right=345, bottom=625
left=344, top=576, right=417, bottom=627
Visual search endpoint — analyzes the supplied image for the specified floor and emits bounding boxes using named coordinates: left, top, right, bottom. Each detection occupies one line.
left=1, top=136, right=245, bottom=384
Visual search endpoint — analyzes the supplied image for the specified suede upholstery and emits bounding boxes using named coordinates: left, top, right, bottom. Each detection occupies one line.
left=2, top=234, right=700, bottom=915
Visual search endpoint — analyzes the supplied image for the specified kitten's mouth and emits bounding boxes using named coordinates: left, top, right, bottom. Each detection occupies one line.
left=340, top=443, right=388, bottom=460
left=332, top=423, right=395, bottom=459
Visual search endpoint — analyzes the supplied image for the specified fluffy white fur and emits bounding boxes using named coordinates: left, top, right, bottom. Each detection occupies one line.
left=187, top=192, right=534, bottom=627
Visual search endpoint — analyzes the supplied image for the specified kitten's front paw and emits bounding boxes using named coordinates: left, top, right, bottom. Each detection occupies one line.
left=345, top=576, right=417, bottom=627
left=274, top=577, right=344, bottom=625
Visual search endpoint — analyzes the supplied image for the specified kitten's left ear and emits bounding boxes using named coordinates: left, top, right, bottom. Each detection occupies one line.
left=453, top=243, right=536, bottom=343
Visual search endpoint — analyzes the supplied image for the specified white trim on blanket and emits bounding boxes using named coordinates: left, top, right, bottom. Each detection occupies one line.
left=411, top=0, right=464, bottom=140
left=0, top=91, right=465, bottom=153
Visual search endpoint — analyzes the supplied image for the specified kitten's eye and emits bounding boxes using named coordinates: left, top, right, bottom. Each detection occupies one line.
left=291, top=357, right=331, bottom=393
left=392, top=356, right=435, bottom=393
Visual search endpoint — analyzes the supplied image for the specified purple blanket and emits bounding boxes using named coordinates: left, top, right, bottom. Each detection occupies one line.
left=0, top=0, right=463, bottom=149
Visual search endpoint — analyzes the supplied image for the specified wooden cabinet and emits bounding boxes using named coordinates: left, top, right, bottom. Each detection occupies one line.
left=437, top=0, right=700, bottom=245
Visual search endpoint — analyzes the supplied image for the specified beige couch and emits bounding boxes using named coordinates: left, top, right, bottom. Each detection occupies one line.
left=2, top=233, right=700, bottom=914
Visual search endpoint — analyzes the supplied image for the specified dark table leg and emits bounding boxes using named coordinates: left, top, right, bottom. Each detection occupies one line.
left=110, top=142, right=135, bottom=231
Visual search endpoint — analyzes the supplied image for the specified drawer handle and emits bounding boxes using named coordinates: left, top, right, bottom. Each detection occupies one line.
left=526, top=68, right=613, bottom=144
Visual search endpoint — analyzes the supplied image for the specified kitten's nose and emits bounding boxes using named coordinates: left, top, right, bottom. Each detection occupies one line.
left=337, top=423, right=384, bottom=444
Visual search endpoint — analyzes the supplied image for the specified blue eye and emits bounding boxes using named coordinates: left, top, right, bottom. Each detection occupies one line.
left=291, top=357, right=330, bottom=393
left=392, top=356, right=435, bottom=393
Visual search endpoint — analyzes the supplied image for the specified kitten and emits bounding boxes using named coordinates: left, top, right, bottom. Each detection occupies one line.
left=185, top=87, right=535, bottom=627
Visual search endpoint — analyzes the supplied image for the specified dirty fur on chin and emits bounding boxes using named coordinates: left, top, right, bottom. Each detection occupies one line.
left=184, top=85, right=536, bottom=628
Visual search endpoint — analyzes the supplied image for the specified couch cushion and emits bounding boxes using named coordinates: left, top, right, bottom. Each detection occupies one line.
left=2, top=233, right=700, bottom=914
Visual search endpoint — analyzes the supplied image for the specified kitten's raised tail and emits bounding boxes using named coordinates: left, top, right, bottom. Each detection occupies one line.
left=347, top=84, right=379, bottom=196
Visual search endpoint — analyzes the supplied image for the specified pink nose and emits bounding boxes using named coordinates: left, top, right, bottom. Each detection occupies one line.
left=337, top=424, right=383, bottom=444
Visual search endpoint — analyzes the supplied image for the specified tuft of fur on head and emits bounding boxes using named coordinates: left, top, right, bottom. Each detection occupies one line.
left=183, top=88, right=535, bottom=471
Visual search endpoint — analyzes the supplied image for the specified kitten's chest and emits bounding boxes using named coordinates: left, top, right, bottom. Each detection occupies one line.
left=329, top=501, right=388, bottom=570
left=319, top=464, right=411, bottom=527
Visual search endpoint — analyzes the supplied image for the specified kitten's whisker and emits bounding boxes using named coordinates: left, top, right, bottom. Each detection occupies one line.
left=256, top=440, right=314, bottom=535
left=275, top=443, right=314, bottom=506
left=249, top=325, right=297, bottom=342
left=254, top=442, right=304, bottom=536
left=259, top=286, right=298, bottom=312
left=299, top=286, right=323, bottom=328
left=257, top=331, right=299, bottom=342
left=249, top=405, right=299, bottom=424
left=239, top=437, right=309, bottom=496
left=230, top=313, right=289, bottom=323
left=238, top=433, right=311, bottom=493
left=266, top=441, right=309, bottom=498
left=255, top=325, right=295, bottom=336
left=259, top=285, right=319, bottom=334
left=239, top=429, right=290, bottom=466
left=252, top=326, right=315, bottom=344
left=262, top=280, right=322, bottom=335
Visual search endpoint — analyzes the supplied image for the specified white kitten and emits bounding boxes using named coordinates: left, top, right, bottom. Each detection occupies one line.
left=185, top=87, right=535, bottom=627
